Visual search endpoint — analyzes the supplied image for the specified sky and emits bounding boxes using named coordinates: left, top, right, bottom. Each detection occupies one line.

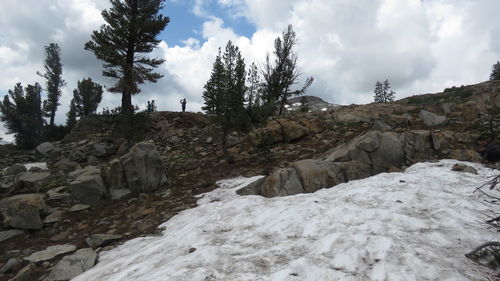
left=1, top=0, right=500, bottom=141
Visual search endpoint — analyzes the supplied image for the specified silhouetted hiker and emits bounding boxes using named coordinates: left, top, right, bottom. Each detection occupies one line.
left=180, top=98, right=186, bottom=112
left=151, top=100, right=156, bottom=112
left=147, top=101, right=152, bottom=113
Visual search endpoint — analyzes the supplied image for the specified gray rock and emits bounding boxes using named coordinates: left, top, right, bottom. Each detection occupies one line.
left=419, top=110, right=448, bottom=127
left=236, top=177, right=265, bottom=196
left=225, top=134, right=240, bottom=148
left=0, top=258, right=20, bottom=274
left=93, top=143, right=108, bottom=158
left=44, top=209, right=66, bottom=224
left=24, top=244, right=76, bottom=263
left=68, top=166, right=105, bottom=205
left=0, top=194, right=47, bottom=230
left=452, top=163, right=478, bottom=174
left=4, top=164, right=27, bottom=176
left=48, top=248, right=97, bottom=281
left=8, top=263, right=36, bottom=281
left=372, top=120, right=392, bottom=130
left=85, top=234, right=123, bottom=248
left=292, top=160, right=346, bottom=193
left=53, top=160, right=80, bottom=173
left=69, top=204, right=90, bottom=212
left=105, top=159, right=131, bottom=200
left=46, top=186, right=70, bottom=201
left=69, top=150, right=86, bottom=163
left=16, top=171, right=51, bottom=191
left=120, top=141, right=168, bottom=194
left=0, top=229, right=24, bottom=243
left=260, top=168, right=304, bottom=197
left=36, top=142, right=60, bottom=158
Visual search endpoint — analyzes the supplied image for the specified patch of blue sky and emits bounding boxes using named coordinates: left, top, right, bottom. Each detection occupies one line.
left=159, top=0, right=255, bottom=47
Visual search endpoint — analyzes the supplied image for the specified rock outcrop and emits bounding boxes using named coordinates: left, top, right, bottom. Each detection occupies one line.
left=0, top=194, right=47, bottom=229
left=68, top=166, right=105, bottom=205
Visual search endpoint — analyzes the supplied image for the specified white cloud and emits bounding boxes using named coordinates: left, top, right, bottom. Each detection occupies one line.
left=1, top=0, right=500, bottom=142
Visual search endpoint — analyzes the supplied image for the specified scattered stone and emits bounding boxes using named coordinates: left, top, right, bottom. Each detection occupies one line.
left=4, top=164, right=27, bottom=175
left=24, top=244, right=76, bottom=263
left=47, top=248, right=97, bottom=281
left=0, top=258, right=20, bottom=274
left=68, top=166, right=105, bottom=205
left=0, top=194, right=47, bottom=230
left=0, top=229, right=24, bottom=243
left=189, top=247, right=197, bottom=253
left=419, top=110, right=447, bottom=127
left=373, top=120, right=392, bottom=130
left=8, top=263, right=36, bottom=281
left=69, top=204, right=90, bottom=212
left=44, top=210, right=66, bottom=224
left=451, top=163, right=478, bottom=174
left=46, top=186, right=70, bottom=201
left=85, top=234, right=123, bottom=248
left=93, top=143, right=108, bottom=158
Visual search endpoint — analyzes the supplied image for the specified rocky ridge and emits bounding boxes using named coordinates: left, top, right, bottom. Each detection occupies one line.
left=0, top=80, right=499, bottom=280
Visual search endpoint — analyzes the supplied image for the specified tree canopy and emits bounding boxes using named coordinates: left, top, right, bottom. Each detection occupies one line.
left=374, top=79, right=396, bottom=103
left=72, top=78, right=103, bottom=116
left=38, top=43, right=66, bottom=126
left=490, top=61, right=500, bottom=81
left=261, top=25, right=313, bottom=116
left=85, top=0, right=169, bottom=114
left=0, top=83, right=44, bottom=148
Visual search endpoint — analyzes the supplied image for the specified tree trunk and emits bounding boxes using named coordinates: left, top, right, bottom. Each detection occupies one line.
left=49, top=111, right=55, bottom=127
left=121, top=91, right=133, bottom=114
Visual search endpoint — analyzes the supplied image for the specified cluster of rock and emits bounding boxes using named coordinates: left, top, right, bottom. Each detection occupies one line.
left=0, top=140, right=168, bottom=280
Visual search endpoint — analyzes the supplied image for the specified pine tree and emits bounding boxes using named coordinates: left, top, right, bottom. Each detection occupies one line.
left=299, top=96, right=310, bottom=112
left=0, top=83, right=44, bottom=148
left=37, top=43, right=66, bottom=127
left=490, top=61, right=500, bottom=81
left=85, top=0, right=170, bottom=114
left=261, top=25, right=313, bottom=116
left=66, top=99, right=78, bottom=129
left=246, top=62, right=260, bottom=110
left=73, top=78, right=103, bottom=116
left=374, top=79, right=396, bottom=103
left=202, top=48, right=225, bottom=114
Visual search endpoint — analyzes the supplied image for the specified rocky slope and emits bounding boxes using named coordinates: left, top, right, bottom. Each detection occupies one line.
left=0, top=80, right=499, bottom=281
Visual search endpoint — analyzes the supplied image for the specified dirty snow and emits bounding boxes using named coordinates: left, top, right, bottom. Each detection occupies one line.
left=73, top=160, right=499, bottom=281
left=24, top=162, right=47, bottom=170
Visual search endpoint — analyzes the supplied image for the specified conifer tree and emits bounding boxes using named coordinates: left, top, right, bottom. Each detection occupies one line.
left=490, top=61, right=500, bottom=81
left=246, top=62, right=261, bottom=110
left=85, top=0, right=170, bottom=114
left=66, top=99, right=77, bottom=129
left=202, top=49, right=225, bottom=114
left=261, top=25, right=313, bottom=116
left=0, top=83, right=44, bottom=148
left=374, top=79, right=396, bottom=103
left=72, top=78, right=103, bottom=116
left=38, top=43, right=66, bottom=127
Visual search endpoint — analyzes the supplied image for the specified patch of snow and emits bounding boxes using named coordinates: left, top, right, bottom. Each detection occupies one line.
left=73, top=160, right=498, bottom=281
left=24, top=162, right=47, bottom=170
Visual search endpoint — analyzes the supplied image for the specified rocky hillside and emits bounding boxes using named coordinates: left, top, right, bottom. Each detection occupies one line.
left=0, top=80, right=499, bottom=281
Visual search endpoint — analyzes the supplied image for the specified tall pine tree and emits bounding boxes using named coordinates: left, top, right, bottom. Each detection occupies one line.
left=261, top=25, right=313, bottom=116
left=72, top=78, right=103, bottom=116
left=0, top=83, right=44, bottom=148
left=202, top=48, right=225, bottom=115
left=38, top=43, right=66, bottom=127
left=85, top=0, right=169, bottom=114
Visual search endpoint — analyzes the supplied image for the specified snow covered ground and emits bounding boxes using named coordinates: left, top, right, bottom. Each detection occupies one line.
left=73, top=160, right=499, bottom=281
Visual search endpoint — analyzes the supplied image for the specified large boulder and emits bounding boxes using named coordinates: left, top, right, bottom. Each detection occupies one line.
left=4, top=164, right=27, bottom=176
left=0, top=194, right=47, bottom=229
left=291, top=160, right=346, bottom=193
left=120, top=141, right=168, bottom=194
left=48, top=248, right=97, bottom=281
left=419, top=110, right=447, bottom=127
left=104, top=159, right=130, bottom=200
left=36, top=142, right=60, bottom=158
left=15, top=171, right=51, bottom=192
left=260, top=168, right=304, bottom=197
left=68, top=166, right=105, bottom=205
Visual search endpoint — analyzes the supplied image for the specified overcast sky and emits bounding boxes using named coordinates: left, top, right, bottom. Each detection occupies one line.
left=1, top=0, right=500, bottom=142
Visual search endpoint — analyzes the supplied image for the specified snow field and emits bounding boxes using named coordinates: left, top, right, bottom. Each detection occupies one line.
left=73, top=160, right=498, bottom=281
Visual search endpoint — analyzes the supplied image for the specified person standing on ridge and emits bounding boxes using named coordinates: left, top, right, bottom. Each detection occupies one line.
left=151, top=100, right=156, bottom=112
left=147, top=101, right=151, bottom=113
left=180, top=98, right=187, bottom=112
